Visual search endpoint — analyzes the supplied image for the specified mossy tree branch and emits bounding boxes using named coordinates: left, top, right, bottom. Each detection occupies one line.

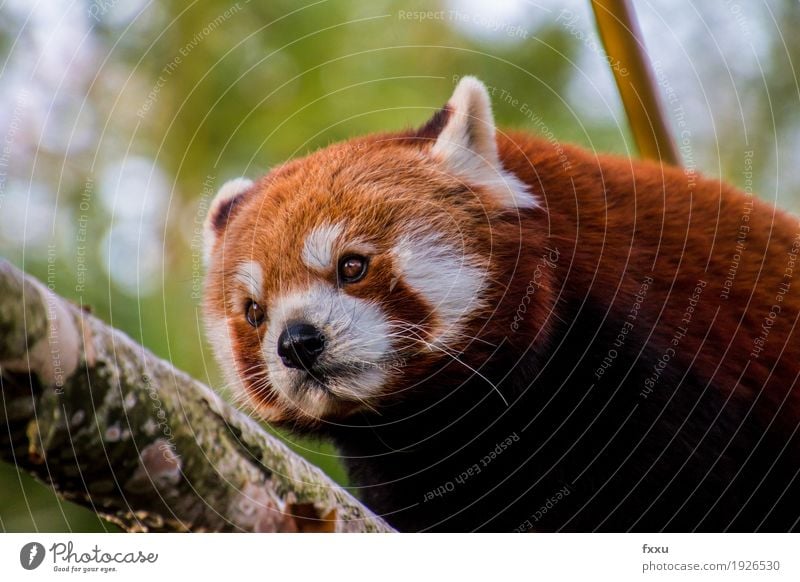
left=0, top=259, right=393, bottom=532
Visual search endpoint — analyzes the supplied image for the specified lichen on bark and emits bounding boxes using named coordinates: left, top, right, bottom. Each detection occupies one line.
left=0, top=259, right=393, bottom=532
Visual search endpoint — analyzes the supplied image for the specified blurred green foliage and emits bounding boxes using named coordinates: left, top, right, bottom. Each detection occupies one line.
left=1, top=0, right=798, bottom=531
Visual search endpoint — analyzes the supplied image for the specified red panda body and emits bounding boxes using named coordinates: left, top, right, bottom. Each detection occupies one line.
left=204, top=78, right=800, bottom=531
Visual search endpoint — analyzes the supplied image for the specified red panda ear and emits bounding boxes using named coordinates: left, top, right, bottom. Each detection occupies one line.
left=426, top=76, right=538, bottom=209
left=203, top=177, right=254, bottom=264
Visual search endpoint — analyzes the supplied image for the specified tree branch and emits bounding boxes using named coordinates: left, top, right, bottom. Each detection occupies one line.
left=590, top=0, right=680, bottom=166
left=0, top=259, right=394, bottom=532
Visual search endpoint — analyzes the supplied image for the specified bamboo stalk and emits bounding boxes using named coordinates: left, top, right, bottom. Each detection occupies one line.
left=590, top=0, right=681, bottom=165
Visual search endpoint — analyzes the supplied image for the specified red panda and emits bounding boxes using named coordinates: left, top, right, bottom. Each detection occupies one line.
left=203, top=76, right=800, bottom=532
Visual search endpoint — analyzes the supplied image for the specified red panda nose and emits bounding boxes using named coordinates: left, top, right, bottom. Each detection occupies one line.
left=277, top=322, right=325, bottom=370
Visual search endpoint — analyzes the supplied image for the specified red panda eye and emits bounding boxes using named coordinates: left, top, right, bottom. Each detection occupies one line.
left=338, top=255, right=368, bottom=283
left=245, top=300, right=266, bottom=328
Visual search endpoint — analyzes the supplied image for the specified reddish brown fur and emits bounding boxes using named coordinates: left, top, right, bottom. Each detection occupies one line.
left=209, top=130, right=800, bottom=420
left=494, top=131, right=800, bottom=431
left=205, top=133, right=536, bottom=418
left=204, top=105, right=800, bottom=530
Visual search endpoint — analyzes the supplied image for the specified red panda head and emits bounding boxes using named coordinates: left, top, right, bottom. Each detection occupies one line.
left=203, top=77, right=544, bottom=426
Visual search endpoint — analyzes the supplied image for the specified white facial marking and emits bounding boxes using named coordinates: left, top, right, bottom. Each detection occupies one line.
left=302, top=222, right=344, bottom=271
left=264, top=283, right=392, bottom=418
left=393, top=231, right=485, bottom=345
left=204, top=312, right=252, bottom=404
left=234, top=260, right=263, bottom=298
left=432, top=76, right=538, bottom=209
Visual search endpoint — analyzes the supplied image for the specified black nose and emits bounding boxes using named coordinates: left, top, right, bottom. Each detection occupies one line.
left=277, top=322, right=325, bottom=370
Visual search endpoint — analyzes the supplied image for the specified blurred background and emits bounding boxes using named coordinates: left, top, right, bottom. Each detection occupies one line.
left=0, top=0, right=798, bottom=532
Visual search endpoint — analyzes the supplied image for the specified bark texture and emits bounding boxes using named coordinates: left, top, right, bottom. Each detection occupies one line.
left=0, top=259, right=393, bottom=532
